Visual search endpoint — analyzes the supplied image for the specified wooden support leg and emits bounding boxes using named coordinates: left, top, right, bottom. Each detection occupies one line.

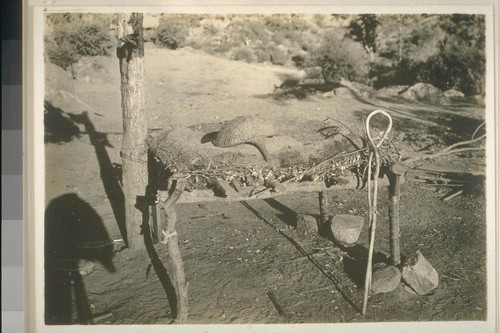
left=388, top=164, right=404, bottom=266
left=319, top=189, right=329, bottom=226
left=157, top=179, right=188, bottom=323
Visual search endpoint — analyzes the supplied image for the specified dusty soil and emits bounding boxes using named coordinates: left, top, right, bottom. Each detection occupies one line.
left=44, top=46, right=487, bottom=325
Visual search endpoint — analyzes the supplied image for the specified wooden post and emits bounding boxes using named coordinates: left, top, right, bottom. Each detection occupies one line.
left=388, top=163, right=405, bottom=266
left=158, top=179, right=188, bottom=323
left=319, top=189, right=329, bottom=226
left=117, top=13, right=148, bottom=250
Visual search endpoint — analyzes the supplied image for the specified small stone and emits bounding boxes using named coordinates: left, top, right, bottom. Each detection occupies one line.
left=330, top=214, right=364, bottom=246
left=296, top=214, right=318, bottom=235
left=401, top=251, right=439, bottom=295
left=371, top=263, right=401, bottom=294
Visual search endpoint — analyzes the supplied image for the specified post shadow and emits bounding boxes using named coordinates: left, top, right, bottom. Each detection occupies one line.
left=44, top=101, right=81, bottom=143
left=341, top=244, right=391, bottom=288
left=240, top=200, right=361, bottom=313
left=263, top=198, right=298, bottom=228
left=45, top=193, right=115, bottom=325
left=317, top=212, right=393, bottom=289
left=132, top=156, right=179, bottom=321
left=75, top=111, right=128, bottom=246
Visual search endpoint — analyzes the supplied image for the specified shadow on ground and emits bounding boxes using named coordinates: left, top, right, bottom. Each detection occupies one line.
left=72, top=111, right=127, bottom=246
left=44, top=101, right=81, bottom=143
left=45, top=193, right=115, bottom=324
left=137, top=190, right=179, bottom=322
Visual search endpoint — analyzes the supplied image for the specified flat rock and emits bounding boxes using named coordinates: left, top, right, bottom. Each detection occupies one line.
left=401, top=251, right=439, bottom=295
left=296, top=214, right=318, bottom=235
left=371, top=263, right=401, bottom=294
left=330, top=214, right=364, bottom=246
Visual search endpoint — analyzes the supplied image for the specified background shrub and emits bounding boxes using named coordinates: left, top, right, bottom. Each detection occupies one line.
left=44, top=13, right=486, bottom=97
left=265, top=44, right=288, bottom=65
left=45, top=13, right=113, bottom=69
left=155, top=16, right=191, bottom=49
left=369, top=14, right=485, bottom=96
left=308, top=31, right=371, bottom=85
left=230, top=46, right=256, bottom=63
left=291, top=55, right=306, bottom=68
left=44, top=37, right=80, bottom=69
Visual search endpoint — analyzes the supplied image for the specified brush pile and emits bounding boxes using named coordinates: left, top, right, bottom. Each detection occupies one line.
left=146, top=118, right=403, bottom=192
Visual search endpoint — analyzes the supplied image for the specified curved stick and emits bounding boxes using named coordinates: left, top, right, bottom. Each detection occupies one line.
left=366, top=109, right=393, bottom=148
left=362, top=110, right=392, bottom=315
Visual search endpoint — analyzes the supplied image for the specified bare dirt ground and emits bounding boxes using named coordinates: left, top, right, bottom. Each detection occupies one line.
left=44, top=46, right=487, bottom=325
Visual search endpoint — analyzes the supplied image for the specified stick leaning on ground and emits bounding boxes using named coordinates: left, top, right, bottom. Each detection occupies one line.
left=362, top=110, right=393, bottom=315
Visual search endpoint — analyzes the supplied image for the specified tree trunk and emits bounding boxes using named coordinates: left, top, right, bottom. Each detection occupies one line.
left=117, top=13, right=148, bottom=250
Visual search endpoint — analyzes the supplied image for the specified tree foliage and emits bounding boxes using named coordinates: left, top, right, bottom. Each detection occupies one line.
left=347, top=14, right=379, bottom=61
left=155, top=15, right=196, bottom=49
left=44, top=13, right=486, bottom=97
left=44, top=13, right=113, bottom=69
left=364, top=14, right=485, bottom=95
left=309, top=30, right=371, bottom=85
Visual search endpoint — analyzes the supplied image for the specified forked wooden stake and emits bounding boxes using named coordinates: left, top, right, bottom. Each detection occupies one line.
left=158, top=179, right=188, bottom=323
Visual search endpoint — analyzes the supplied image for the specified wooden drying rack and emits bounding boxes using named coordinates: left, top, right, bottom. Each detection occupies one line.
left=145, top=146, right=404, bottom=323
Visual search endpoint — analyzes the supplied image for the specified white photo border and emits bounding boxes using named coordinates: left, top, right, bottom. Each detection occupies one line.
left=24, top=1, right=499, bottom=332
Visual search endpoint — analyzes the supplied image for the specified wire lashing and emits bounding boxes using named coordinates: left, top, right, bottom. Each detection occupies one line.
left=120, top=150, right=148, bottom=164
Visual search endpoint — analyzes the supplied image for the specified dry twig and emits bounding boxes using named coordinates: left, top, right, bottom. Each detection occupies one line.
left=403, top=123, right=486, bottom=166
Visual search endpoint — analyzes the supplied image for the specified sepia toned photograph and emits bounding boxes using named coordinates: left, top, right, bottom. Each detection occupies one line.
left=28, top=3, right=497, bottom=332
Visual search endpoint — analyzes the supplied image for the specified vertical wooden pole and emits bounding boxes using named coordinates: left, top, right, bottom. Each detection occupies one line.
left=388, top=173, right=401, bottom=265
left=388, top=164, right=405, bottom=266
left=117, top=13, right=148, bottom=250
left=158, top=179, right=188, bottom=323
left=319, top=189, right=329, bottom=226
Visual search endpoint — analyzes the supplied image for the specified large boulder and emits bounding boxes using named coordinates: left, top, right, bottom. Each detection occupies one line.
left=371, top=263, right=401, bottom=294
left=401, top=250, right=439, bottom=295
left=400, top=83, right=450, bottom=105
left=330, top=214, right=364, bottom=246
left=443, top=88, right=465, bottom=98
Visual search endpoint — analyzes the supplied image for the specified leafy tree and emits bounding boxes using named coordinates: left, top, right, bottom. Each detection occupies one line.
left=309, top=30, right=370, bottom=84
left=371, top=14, right=485, bottom=95
left=347, top=14, right=379, bottom=61
left=431, top=14, right=486, bottom=95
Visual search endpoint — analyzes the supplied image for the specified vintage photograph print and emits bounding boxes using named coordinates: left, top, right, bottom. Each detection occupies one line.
left=32, top=4, right=497, bottom=332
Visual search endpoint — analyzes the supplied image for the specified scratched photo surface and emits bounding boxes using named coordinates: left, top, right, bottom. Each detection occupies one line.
left=42, top=12, right=488, bottom=325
